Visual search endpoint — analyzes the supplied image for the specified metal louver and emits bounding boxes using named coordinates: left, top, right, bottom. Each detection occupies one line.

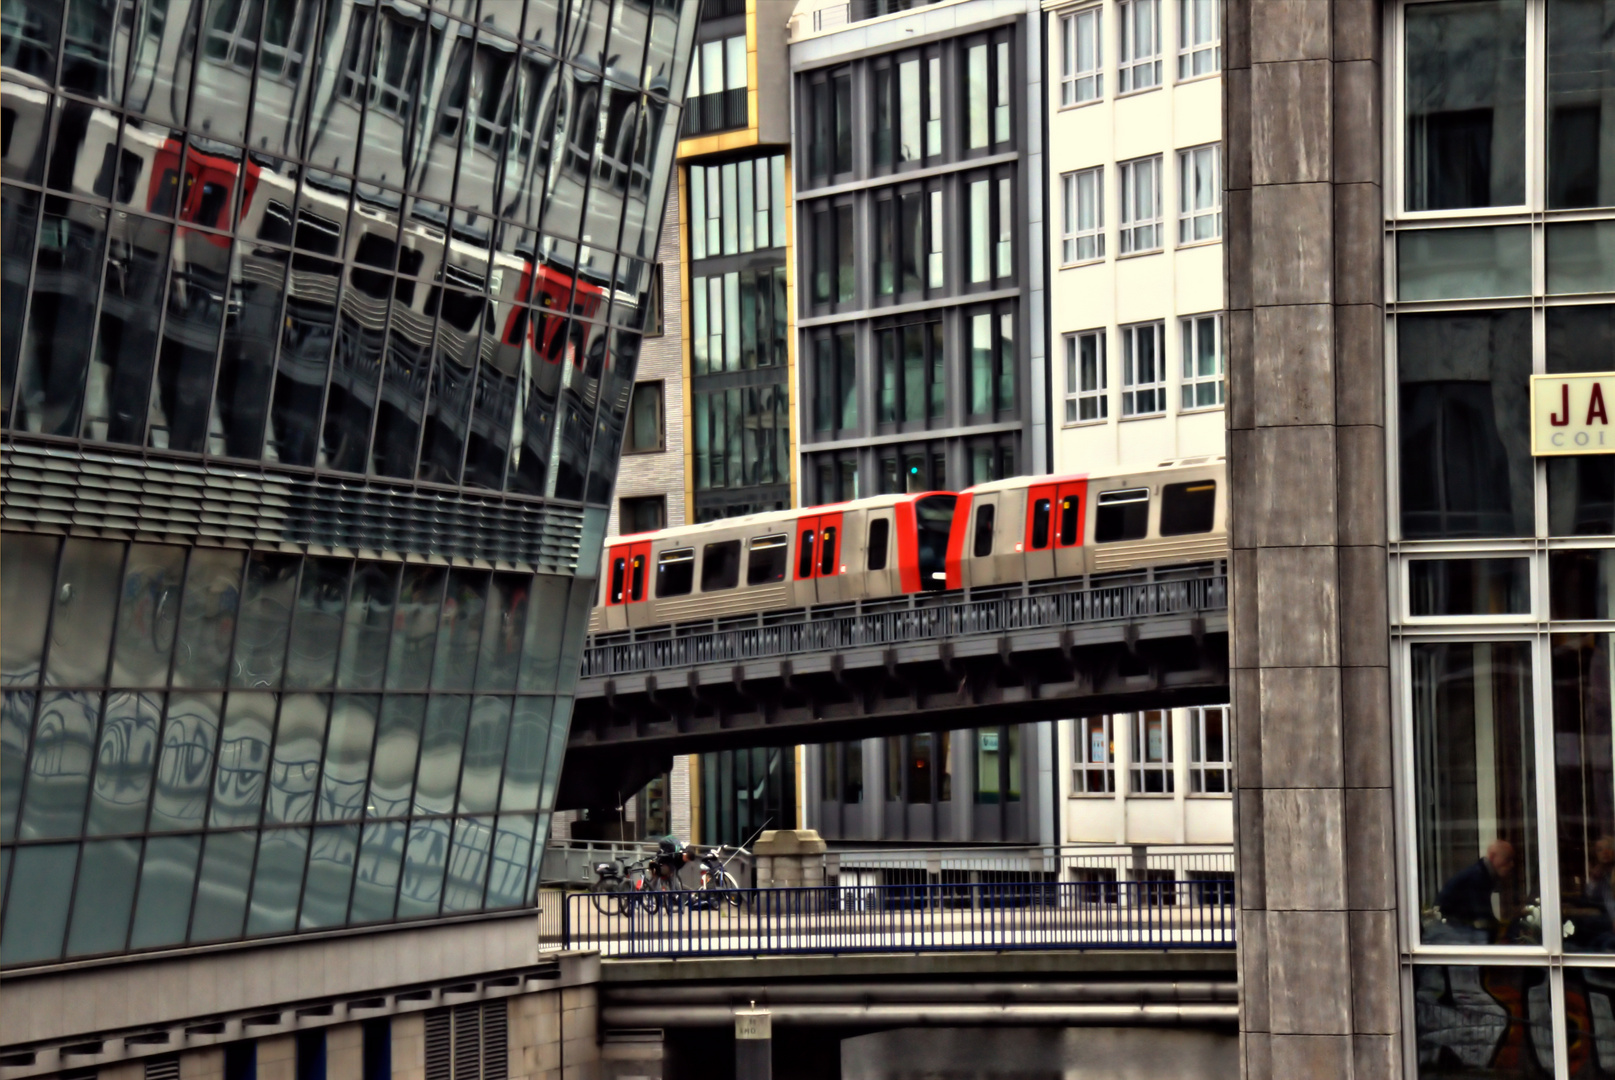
left=1, top=443, right=584, bottom=574
left=481, top=1001, right=508, bottom=1080
left=144, top=1057, right=180, bottom=1080
left=424, top=1008, right=452, bottom=1080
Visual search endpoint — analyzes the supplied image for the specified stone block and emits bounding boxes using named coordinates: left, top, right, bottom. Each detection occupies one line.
left=1234, top=667, right=1261, bottom=788
left=1226, top=0, right=1251, bottom=69
left=1226, top=188, right=1253, bottom=311
left=1334, top=305, right=1384, bottom=428
left=180, top=1048, right=224, bottom=1080
left=1270, top=1034, right=1352, bottom=1076
left=1242, top=1031, right=1272, bottom=1080
left=1253, top=305, right=1335, bottom=427
left=1334, top=0, right=1382, bottom=62
left=1352, top=1034, right=1399, bottom=1080
left=1346, top=788, right=1396, bottom=912
left=1333, top=60, right=1381, bottom=185
left=1263, top=788, right=1346, bottom=911
left=1226, top=66, right=1253, bottom=191
left=1251, top=0, right=1331, bottom=62
left=1252, top=184, right=1333, bottom=307
left=1349, top=909, right=1400, bottom=1034
left=1255, top=546, right=1340, bottom=668
left=1259, top=666, right=1343, bottom=788
left=1226, top=307, right=1255, bottom=431
left=258, top=1037, right=297, bottom=1080
left=1231, top=547, right=1259, bottom=667
left=1336, top=426, right=1386, bottom=547
left=1269, top=910, right=1353, bottom=1035
left=1242, top=426, right=1339, bottom=548
left=1334, top=183, right=1383, bottom=306
left=1238, top=787, right=1266, bottom=910
left=1239, top=908, right=1271, bottom=1032
left=101, top=1063, right=143, bottom=1080
left=1342, top=664, right=1392, bottom=789
left=1338, top=544, right=1390, bottom=668
left=1253, top=61, right=1332, bottom=185
left=326, top=1024, right=363, bottom=1080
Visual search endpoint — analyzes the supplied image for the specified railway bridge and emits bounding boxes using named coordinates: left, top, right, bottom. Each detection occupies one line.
left=561, top=564, right=1228, bottom=806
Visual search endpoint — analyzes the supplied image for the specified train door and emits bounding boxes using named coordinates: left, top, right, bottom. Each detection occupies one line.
left=1022, top=483, right=1057, bottom=581
left=863, top=510, right=898, bottom=596
left=796, top=510, right=847, bottom=604
left=967, top=493, right=1002, bottom=587
left=1052, top=480, right=1088, bottom=580
left=614, top=540, right=653, bottom=628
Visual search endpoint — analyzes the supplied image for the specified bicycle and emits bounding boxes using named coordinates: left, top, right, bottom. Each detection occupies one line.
left=698, top=844, right=750, bottom=908
left=588, top=858, right=639, bottom=916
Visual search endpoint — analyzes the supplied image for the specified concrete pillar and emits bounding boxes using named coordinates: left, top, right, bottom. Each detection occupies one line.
left=256, top=1036, right=297, bottom=1080
left=751, top=830, right=827, bottom=889
left=392, top=1014, right=426, bottom=1080
left=325, top=1023, right=362, bottom=1080
left=179, top=1048, right=224, bottom=1080
left=733, top=1005, right=771, bottom=1080
left=1224, top=3, right=1399, bottom=1079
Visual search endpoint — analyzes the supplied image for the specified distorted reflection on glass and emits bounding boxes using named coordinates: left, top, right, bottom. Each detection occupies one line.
left=172, top=547, right=244, bottom=689
left=1556, top=633, right=1615, bottom=954
left=109, top=544, right=184, bottom=687
left=19, top=690, right=102, bottom=840
left=413, top=695, right=470, bottom=815
left=148, top=691, right=222, bottom=831
left=46, top=538, right=123, bottom=688
left=231, top=552, right=298, bottom=689
left=350, top=819, right=406, bottom=923
left=128, top=833, right=200, bottom=947
left=300, top=822, right=358, bottom=928
left=85, top=690, right=162, bottom=835
left=14, top=196, right=108, bottom=437
left=441, top=815, right=493, bottom=911
left=264, top=692, right=328, bottom=825
left=83, top=212, right=172, bottom=445
left=246, top=826, right=308, bottom=934
left=336, top=562, right=398, bottom=691
left=485, top=813, right=538, bottom=907
left=386, top=564, right=445, bottom=692
left=285, top=557, right=347, bottom=690
left=210, top=691, right=275, bottom=827
left=65, top=837, right=138, bottom=957
left=397, top=815, right=451, bottom=916
left=1414, top=964, right=1552, bottom=1076
left=1414, top=642, right=1540, bottom=945
left=150, top=223, right=231, bottom=454
left=190, top=829, right=256, bottom=942
left=319, top=694, right=377, bottom=822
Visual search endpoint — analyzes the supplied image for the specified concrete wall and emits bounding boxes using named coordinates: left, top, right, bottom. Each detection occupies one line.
left=1223, top=2, right=1399, bottom=1078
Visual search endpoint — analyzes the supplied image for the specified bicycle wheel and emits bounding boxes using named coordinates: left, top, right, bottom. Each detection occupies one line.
left=589, top=885, right=621, bottom=917
left=717, top=870, right=744, bottom=907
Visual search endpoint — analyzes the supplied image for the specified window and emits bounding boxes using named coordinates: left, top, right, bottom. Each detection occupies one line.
left=625, top=382, right=664, bottom=452
left=1177, top=145, right=1220, bottom=243
left=968, top=308, right=1016, bottom=415
left=1030, top=498, right=1052, bottom=549
left=1130, top=710, right=1173, bottom=793
left=969, top=179, right=991, bottom=283
left=655, top=549, right=695, bottom=597
left=996, top=178, right=1013, bottom=276
left=797, top=528, right=816, bottom=578
left=1095, top=488, right=1150, bottom=542
left=820, top=526, right=838, bottom=575
left=646, top=264, right=665, bottom=337
left=1065, top=330, right=1107, bottom=423
left=685, top=34, right=748, bottom=135
left=975, top=725, right=1021, bottom=804
left=701, top=541, right=742, bottom=591
left=1061, top=7, right=1103, bottom=105
left=296, top=1031, right=325, bottom=1080
left=833, top=71, right=852, bottom=174
left=867, top=518, right=891, bottom=570
left=811, top=203, right=855, bottom=305
left=1120, top=157, right=1162, bottom=254
left=969, top=439, right=1017, bottom=485
left=927, top=56, right=942, bottom=155
left=967, top=43, right=989, bottom=149
left=619, top=496, right=666, bottom=534
left=1061, top=167, right=1104, bottom=263
left=688, top=155, right=788, bottom=261
left=929, top=191, right=945, bottom=288
left=812, top=331, right=858, bottom=433
left=813, top=455, right=861, bottom=504
left=876, top=320, right=944, bottom=423
left=690, top=266, right=788, bottom=374
left=1074, top=715, right=1115, bottom=794
left=1179, top=313, right=1223, bottom=409
left=994, top=40, right=1011, bottom=142
left=1177, top=0, right=1220, bottom=78
left=1059, top=492, right=1081, bottom=545
left=808, top=68, right=853, bottom=179
left=746, top=535, right=788, bottom=584
left=226, top=1046, right=257, bottom=1080
left=900, top=59, right=922, bottom=162
left=1119, top=0, right=1161, bottom=92
left=973, top=503, right=996, bottom=557
left=1120, top=321, right=1165, bottom=416
left=1160, top=480, right=1216, bottom=535
left=362, top=1020, right=391, bottom=1080
left=691, top=384, right=790, bottom=492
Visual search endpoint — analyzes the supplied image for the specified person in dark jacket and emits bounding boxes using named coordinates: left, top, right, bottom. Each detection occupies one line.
left=1437, top=839, right=1516, bottom=937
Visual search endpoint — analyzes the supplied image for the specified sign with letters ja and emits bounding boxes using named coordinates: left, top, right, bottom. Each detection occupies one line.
left=1532, top=373, right=1615, bottom=455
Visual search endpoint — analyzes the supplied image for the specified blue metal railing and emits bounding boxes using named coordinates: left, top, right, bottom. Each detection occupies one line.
left=581, top=573, right=1227, bottom=680
left=561, top=880, right=1236, bottom=958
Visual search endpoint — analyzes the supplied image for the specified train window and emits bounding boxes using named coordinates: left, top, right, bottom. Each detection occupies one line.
left=1030, top=499, right=1051, bottom=549
left=821, top=527, right=838, bottom=576
left=609, top=557, right=626, bottom=604
left=974, top=504, right=996, bottom=557
left=1159, top=481, right=1216, bottom=536
left=747, top=535, right=789, bottom=584
left=629, top=554, right=647, bottom=601
left=1059, top=496, right=1081, bottom=546
left=915, top=494, right=958, bottom=589
left=867, top=519, right=891, bottom=571
left=1095, top=488, right=1150, bottom=543
left=655, top=549, right=695, bottom=597
left=798, top=530, right=816, bottom=579
left=701, top=541, right=742, bottom=591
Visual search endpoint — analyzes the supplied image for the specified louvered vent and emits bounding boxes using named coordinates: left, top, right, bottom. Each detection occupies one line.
left=452, top=1004, right=481, bottom=1080
left=1, top=444, right=584, bottom=573
left=425, top=1010, right=453, bottom=1080
left=481, top=1001, right=509, bottom=1080
left=145, top=1057, right=181, bottom=1080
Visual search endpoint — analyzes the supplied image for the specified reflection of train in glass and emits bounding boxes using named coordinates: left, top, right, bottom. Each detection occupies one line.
left=591, top=458, right=1227, bottom=632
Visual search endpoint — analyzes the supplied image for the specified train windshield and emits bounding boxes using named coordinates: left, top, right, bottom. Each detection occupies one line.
left=914, top=495, right=958, bottom=590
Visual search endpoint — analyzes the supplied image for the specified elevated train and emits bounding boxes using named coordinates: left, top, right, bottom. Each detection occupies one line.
left=592, top=456, right=1226, bottom=632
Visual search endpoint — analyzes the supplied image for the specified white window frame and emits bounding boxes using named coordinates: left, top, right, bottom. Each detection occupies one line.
left=1176, top=0, right=1221, bottom=80
left=1188, top=706, right=1231, bottom=794
left=1073, top=715, right=1115, bottom=794
left=1060, top=166, right=1104, bottom=264
left=1177, top=143, right=1221, bottom=244
left=1060, top=6, right=1103, bottom=106
left=1120, top=320, right=1165, bottom=417
left=1064, top=329, right=1107, bottom=423
left=1130, top=710, right=1174, bottom=794
left=1180, top=312, right=1224, bottom=410
left=1118, top=0, right=1161, bottom=94
left=1119, top=155, right=1162, bottom=255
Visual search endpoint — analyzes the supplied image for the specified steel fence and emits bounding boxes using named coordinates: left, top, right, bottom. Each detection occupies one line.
left=560, top=879, right=1235, bottom=958
left=581, top=573, right=1227, bottom=679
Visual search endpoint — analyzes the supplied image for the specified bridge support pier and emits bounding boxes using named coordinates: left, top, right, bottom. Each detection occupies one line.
left=734, top=1005, right=771, bottom=1080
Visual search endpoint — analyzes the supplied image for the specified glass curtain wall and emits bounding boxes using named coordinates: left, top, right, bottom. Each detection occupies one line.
left=1392, top=1, right=1615, bottom=1071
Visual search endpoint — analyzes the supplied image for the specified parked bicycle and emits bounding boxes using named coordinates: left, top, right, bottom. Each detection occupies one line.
left=698, top=844, right=750, bottom=908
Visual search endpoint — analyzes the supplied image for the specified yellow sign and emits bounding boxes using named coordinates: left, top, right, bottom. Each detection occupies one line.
left=1532, top=373, right=1615, bottom=455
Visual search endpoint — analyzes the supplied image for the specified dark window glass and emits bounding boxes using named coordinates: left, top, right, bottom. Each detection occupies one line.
left=900, top=191, right=922, bottom=293
left=1404, top=0, right=1527, bottom=210
left=621, top=497, right=666, bottom=534
left=1159, top=481, right=1216, bottom=536
left=701, top=541, right=742, bottom=591
left=810, top=79, right=829, bottom=177
left=1548, top=0, right=1615, bottom=208
left=915, top=494, right=956, bottom=590
left=974, top=503, right=996, bottom=557
left=1413, top=966, right=1552, bottom=1064
left=873, top=66, right=894, bottom=168
left=1550, top=549, right=1615, bottom=619
left=609, top=557, right=626, bottom=604
left=362, top=1019, right=390, bottom=1080
left=626, top=381, right=663, bottom=452
left=867, top=518, right=891, bottom=570
left=226, top=1043, right=257, bottom=1080
left=903, top=324, right=924, bottom=423
left=835, top=204, right=854, bottom=303
left=1058, top=494, right=1080, bottom=545
left=296, top=1030, right=326, bottom=1080
left=875, top=197, right=895, bottom=296
left=813, top=337, right=834, bottom=431
left=1545, top=305, right=1615, bottom=535
left=812, top=208, right=832, bottom=304
left=1399, top=310, right=1533, bottom=539
left=1409, top=558, right=1530, bottom=616
left=833, top=72, right=852, bottom=173
left=747, top=535, right=788, bottom=585
left=1030, top=498, right=1051, bottom=549
left=1553, top=632, right=1615, bottom=955
left=629, top=554, right=646, bottom=602
left=15, top=196, right=109, bottom=437
left=838, top=331, right=857, bottom=429
left=656, top=550, right=693, bottom=598
left=1095, top=489, right=1150, bottom=543
left=798, top=529, right=816, bottom=578
left=820, top=526, right=838, bottom=575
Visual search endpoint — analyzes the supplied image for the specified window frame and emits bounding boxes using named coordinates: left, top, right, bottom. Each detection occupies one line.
left=1129, top=710, right=1174, bottom=795
left=1119, top=155, right=1163, bottom=255
left=1059, top=6, right=1104, bottom=107
left=1060, top=166, right=1105, bottom=265
left=1178, top=313, right=1224, bottom=411
left=1118, top=0, right=1162, bottom=94
left=624, top=381, right=666, bottom=454
left=1120, top=320, right=1166, bottom=417
left=1176, top=144, right=1222, bottom=245
left=1074, top=714, right=1116, bottom=794
left=1176, top=0, right=1221, bottom=81
left=1064, top=329, right=1108, bottom=424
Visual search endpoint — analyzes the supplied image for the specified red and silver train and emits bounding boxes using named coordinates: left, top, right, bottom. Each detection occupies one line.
left=591, top=456, right=1226, bottom=632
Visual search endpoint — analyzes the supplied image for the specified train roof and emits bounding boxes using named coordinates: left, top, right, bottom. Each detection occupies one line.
left=604, top=491, right=956, bottom=548
left=960, top=455, right=1225, bottom=495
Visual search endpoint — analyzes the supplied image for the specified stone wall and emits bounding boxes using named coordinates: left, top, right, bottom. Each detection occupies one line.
left=1224, top=2, right=1399, bottom=1078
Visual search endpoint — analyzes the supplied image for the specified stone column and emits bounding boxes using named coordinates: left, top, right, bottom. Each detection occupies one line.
left=1224, top=2, right=1399, bottom=1078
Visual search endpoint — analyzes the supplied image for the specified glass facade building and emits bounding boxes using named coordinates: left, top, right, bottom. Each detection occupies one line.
left=0, top=0, right=698, bottom=967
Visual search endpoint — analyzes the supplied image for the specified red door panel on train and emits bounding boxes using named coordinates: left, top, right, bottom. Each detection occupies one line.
left=607, top=541, right=652, bottom=603
left=794, top=512, right=846, bottom=603
left=1053, top=480, right=1088, bottom=579
left=1023, top=484, right=1057, bottom=581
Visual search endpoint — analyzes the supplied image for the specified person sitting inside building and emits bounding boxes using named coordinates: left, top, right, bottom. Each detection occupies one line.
left=1436, top=839, right=1516, bottom=943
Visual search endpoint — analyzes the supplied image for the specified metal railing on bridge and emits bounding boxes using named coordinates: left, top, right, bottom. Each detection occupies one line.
left=581, top=572, right=1227, bottom=681
left=560, top=879, right=1235, bottom=958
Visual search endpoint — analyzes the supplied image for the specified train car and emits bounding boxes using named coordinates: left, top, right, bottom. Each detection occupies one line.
left=591, top=491, right=959, bottom=632
left=945, top=457, right=1226, bottom=589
